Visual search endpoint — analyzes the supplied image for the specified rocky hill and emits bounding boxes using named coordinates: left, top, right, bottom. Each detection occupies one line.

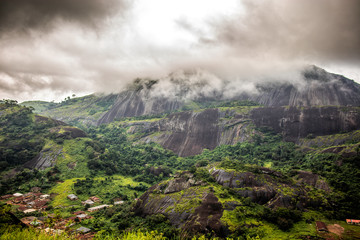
left=26, top=66, right=360, bottom=128
left=0, top=101, right=102, bottom=193
left=23, top=66, right=360, bottom=157
left=135, top=166, right=332, bottom=236
left=97, top=66, right=360, bottom=125
left=112, top=106, right=360, bottom=156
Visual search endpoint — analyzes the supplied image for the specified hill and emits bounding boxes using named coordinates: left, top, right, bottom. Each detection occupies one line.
left=2, top=66, right=360, bottom=239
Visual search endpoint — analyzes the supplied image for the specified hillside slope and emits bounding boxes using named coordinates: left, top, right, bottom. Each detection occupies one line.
left=0, top=101, right=103, bottom=193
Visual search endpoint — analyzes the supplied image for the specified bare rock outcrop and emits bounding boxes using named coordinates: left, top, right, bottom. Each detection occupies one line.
left=211, top=168, right=330, bottom=209
left=24, top=146, right=63, bottom=170
left=135, top=172, right=223, bottom=234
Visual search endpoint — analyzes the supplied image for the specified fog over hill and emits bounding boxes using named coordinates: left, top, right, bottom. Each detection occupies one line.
left=97, top=65, right=360, bottom=124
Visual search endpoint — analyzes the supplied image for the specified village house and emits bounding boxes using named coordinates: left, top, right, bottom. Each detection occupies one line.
left=40, top=194, right=50, bottom=199
left=82, top=199, right=94, bottom=206
left=76, top=226, right=91, bottom=233
left=17, top=206, right=28, bottom=212
left=67, top=194, right=78, bottom=201
left=87, top=204, right=109, bottom=212
left=89, top=196, right=100, bottom=202
left=346, top=219, right=360, bottom=225
left=114, top=200, right=124, bottom=205
left=315, top=221, right=328, bottom=232
left=72, top=211, right=85, bottom=215
left=76, top=214, right=91, bottom=221
left=24, top=209, right=37, bottom=214
left=32, top=200, right=48, bottom=209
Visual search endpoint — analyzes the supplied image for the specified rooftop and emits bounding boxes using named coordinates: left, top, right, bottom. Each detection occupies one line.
left=77, top=226, right=91, bottom=233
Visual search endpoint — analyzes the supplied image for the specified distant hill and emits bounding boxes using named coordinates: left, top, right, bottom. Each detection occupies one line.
left=25, top=66, right=360, bottom=128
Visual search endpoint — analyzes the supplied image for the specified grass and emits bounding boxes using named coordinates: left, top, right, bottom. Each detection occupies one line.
left=56, top=138, right=94, bottom=178
left=299, top=130, right=360, bottom=148
left=50, top=178, right=81, bottom=207
left=49, top=175, right=149, bottom=208
left=0, top=227, right=71, bottom=240
left=21, top=101, right=57, bottom=114
left=94, top=229, right=166, bottom=240
left=27, top=94, right=117, bottom=127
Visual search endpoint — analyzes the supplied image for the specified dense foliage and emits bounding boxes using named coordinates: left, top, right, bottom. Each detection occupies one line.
left=1, top=99, right=360, bottom=239
left=86, top=125, right=180, bottom=184
left=0, top=102, right=44, bottom=169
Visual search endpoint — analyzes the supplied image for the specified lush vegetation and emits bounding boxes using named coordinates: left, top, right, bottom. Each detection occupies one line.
left=22, top=94, right=118, bottom=128
left=86, top=125, right=180, bottom=184
left=1, top=99, right=360, bottom=239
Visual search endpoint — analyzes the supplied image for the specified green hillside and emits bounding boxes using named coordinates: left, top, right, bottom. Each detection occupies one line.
left=1, top=99, right=360, bottom=239
left=22, top=94, right=117, bottom=127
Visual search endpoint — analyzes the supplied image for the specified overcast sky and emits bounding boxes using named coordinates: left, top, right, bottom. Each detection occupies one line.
left=0, top=0, right=359, bottom=102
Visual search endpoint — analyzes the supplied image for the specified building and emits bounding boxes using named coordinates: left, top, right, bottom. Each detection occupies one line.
left=346, top=219, right=360, bottom=225
left=87, top=204, right=109, bottom=212
left=114, top=200, right=124, bottom=205
left=315, top=221, right=328, bottom=232
left=13, top=193, right=23, bottom=197
left=40, top=194, right=50, bottom=199
left=89, top=196, right=100, bottom=202
left=32, top=200, right=48, bottom=209
left=24, top=209, right=37, bottom=214
left=67, top=194, right=78, bottom=201
left=17, top=206, right=28, bottom=212
left=72, top=211, right=85, bottom=215
left=82, top=199, right=94, bottom=205
left=76, top=226, right=91, bottom=233
left=77, top=214, right=91, bottom=220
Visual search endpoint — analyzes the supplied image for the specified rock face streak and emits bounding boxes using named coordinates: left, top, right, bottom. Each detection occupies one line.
left=251, top=106, right=360, bottom=142
left=122, top=106, right=360, bottom=156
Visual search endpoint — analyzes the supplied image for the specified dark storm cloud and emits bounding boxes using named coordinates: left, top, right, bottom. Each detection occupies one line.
left=184, top=0, right=360, bottom=64
left=1, top=0, right=359, bottom=102
left=0, top=0, right=129, bottom=35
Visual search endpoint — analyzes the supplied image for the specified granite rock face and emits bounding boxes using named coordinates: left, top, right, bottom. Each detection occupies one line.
left=251, top=106, right=360, bottom=142
left=120, top=108, right=255, bottom=156
left=117, top=106, right=360, bottom=156
left=98, top=66, right=360, bottom=125
left=97, top=90, right=183, bottom=125
left=24, top=126, right=87, bottom=170
left=24, top=147, right=63, bottom=170
left=134, top=172, right=221, bottom=233
left=93, top=67, right=360, bottom=156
